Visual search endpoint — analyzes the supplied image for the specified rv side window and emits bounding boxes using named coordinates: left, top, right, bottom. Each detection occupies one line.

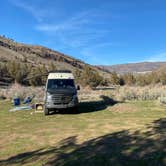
left=47, top=79, right=75, bottom=89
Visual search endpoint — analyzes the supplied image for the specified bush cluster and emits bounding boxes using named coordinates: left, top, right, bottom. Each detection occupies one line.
left=0, top=61, right=57, bottom=86
left=0, top=83, right=44, bottom=101
left=74, top=66, right=108, bottom=88
left=0, top=61, right=107, bottom=88
left=112, top=85, right=166, bottom=102
left=110, top=68, right=166, bottom=86
left=159, top=96, right=166, bottom=105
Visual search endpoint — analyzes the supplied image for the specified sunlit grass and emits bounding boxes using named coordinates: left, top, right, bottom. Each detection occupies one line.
left=0, top=100, right=165, bottom=165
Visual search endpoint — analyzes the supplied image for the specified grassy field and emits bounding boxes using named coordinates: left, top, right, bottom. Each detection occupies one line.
left=0, top=97, right=165, bottom=166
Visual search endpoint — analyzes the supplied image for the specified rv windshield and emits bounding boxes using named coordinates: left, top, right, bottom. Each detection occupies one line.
left=47, top=79, right=75, bottom=90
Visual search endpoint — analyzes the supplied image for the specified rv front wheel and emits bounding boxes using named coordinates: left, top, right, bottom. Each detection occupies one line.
left=44, top=107, right=49, bottom=115
left=71, top=106, right=78, bottom=114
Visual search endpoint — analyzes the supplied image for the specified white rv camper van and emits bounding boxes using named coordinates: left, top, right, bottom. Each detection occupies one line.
left=44, top=70, right=79, bottom=115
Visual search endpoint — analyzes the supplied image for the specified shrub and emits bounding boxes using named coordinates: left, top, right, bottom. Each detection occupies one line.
left=159, top=96, right=166, bottom=104
left=160, top=72, right=166, bottom=85
left=80, top=66, right=103, bottom=88
left=122, top=73, right=136, bottom=86
left=0, top=90, right=6, bottom=100
left=110, top=72, right=121, bottom=85
left=113, top=85, right=166, bottom=101
left=3, top=83, right=44, bottom=101
left=6, top=61, right=31, bottom=84
left=28, top=65, right=47, bottom=86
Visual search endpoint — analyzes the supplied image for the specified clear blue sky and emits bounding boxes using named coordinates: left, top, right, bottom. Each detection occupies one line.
left=0, top=0, right=166, bottom=65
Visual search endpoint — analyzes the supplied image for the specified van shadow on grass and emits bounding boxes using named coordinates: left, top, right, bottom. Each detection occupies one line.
left=78, top=95, right=118, bottom=114
left=0, top=118, right=165, bottom=166
left=49, top=95, right=118, bottom=115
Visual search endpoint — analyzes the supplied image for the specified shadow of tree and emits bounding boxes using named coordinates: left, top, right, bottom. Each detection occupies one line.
left=0, top=118, right=165, bottom=166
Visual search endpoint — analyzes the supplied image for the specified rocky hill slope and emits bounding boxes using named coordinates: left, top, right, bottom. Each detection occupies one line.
left=0, top=35, right=88, bottom=70
left=0, top=35, right=110, bottom=87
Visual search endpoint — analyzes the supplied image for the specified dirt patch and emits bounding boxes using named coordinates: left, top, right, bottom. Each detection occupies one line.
left=109, top=103, right=138, bottom=112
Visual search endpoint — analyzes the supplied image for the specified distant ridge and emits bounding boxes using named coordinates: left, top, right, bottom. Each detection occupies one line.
left=98, top=62, right=166, bottom=74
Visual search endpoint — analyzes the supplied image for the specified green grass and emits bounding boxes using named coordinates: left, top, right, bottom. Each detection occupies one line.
left=0, top=100, right=165, bottom=166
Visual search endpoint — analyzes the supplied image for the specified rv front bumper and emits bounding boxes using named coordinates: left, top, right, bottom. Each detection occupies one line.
left=45, top=102, right=78, bottom=109
left=45, top=97, right=79, bottom=109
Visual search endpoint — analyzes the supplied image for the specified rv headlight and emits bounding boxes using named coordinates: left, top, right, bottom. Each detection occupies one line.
left=46, top=93, right=52, bottom=100
left=72, top=95, right=77, bottom=100
left=72, top=95, right=78, bottom=103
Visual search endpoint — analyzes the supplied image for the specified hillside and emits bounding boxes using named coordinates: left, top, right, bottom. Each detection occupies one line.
left=0, top=35, right=88, bottom=70
left=0, top=35, right=110, bottom=86
left=98, top=62, right=166, bottom=74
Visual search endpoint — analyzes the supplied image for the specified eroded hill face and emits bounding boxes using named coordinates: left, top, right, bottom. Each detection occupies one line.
left=0, top=35, right=111, bottom=87
left=0, top=36, right=87, bottom=70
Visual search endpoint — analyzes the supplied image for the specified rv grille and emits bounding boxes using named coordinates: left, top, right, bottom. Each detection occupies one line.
left=52, top=94, right=72, bottom=104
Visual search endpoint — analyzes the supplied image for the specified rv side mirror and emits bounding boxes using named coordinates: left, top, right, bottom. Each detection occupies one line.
left=77, top=85, right=80, bottom=90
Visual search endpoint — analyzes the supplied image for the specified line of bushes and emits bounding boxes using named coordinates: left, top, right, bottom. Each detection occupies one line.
left=1, top=60, right=166, bottom=88
left=0, top=61, right=57, bottom=86
left=111, top=85, right=166, bottom=104
left=0, top=61, right=108, bottom=88
left=109, top=68, right=166, bottom=86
